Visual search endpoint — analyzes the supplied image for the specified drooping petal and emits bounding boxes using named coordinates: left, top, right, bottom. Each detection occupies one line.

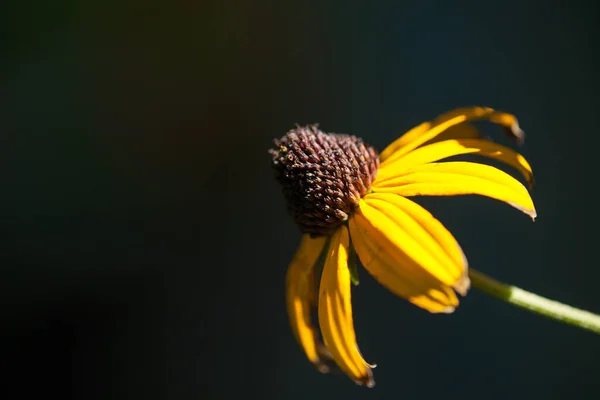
left=378, top=138, right=534, bottom=187
left=349, top=205, right=460, bottom=313
left=421, top=121, right=481, bottom=146
left=361, top=194, right=466, bottom=286
left=366, top=192, right=470, bottom=294
left=318, top=226, right=375, bottom=387
left=431, top=107, right=525, bottom=144
left=378, top=121, right=431, bottom=161
left=380, top=107, right=524, bottom=163
left=372, top=161, right=536, bottom=219
left=387, top=121, right=483, bottom=157
left=286, top=234, right=331, bottom=372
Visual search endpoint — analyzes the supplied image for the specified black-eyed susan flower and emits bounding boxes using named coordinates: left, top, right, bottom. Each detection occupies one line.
left=269, top=107, right=537, bottom=387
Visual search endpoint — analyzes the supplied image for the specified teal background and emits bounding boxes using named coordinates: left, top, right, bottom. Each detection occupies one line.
left=2, top=1, right=599, bottom=399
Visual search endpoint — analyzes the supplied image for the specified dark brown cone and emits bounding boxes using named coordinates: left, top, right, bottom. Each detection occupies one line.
left=269, top=125, right=379, bottom=236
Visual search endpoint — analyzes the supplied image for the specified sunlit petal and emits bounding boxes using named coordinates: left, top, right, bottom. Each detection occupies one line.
left=378, top=138, right=534, bottom=187
left=286, top=234, right=330, bottom=372
left=360, top=194, right=465, bottom=286
left=431, top=107, right=525, bottom=144
left=373, top=161, right=536, bottom=219
left=367, top=192, right=469, bottom=293
left=379, top=121, right=431, bottom=162
left=350, top=206, right=459, bottom=313
left=421, top=122, right=481, bottom=145
left=380, top=107, right=524, bottom=163
left=318, top=226, right=375, bottom=387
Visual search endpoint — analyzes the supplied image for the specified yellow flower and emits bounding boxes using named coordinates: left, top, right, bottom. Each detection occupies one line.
left=269, top=107, right=536, bottom=387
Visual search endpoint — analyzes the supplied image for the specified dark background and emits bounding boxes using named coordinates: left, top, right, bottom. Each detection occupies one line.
left=2, top=1, right=599, bottom=399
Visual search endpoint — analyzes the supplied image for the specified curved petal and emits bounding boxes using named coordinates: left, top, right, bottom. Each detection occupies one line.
left=366, top=192, right=470, bottom=294
left=349, top=205, right=459, bottom=313
left=380, top=107, right=524, bottom=163
left=286, top=234, right=331, bottom=372
left=362, top=194, right=467, bottom=287
left=390, top=122, right=483, bottom=153
left=318, top=226, right=375, bottom=387
left=378, top=138, right=534, bottom=188
left=372, top=161, right=536, bottom=220
left=421, top=122, right=481, bottom=146
left=379, top=121, right=431, bottom=162
left=431, top=107, right=525, bottom=144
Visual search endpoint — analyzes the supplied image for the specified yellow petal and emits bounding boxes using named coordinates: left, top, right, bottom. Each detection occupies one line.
left=361, top=194, right=465, bottom=286
left=421, top=122, right=481, bottom=146
left=366, top=192, right=470, bottom=294
left=318, top=226, right=375, bottom=387
left=286, top=234, right=330, bottom=372
left=349, top=208, right=459, bottom=313
left=378, top=138, right=534, bottom=187
left=431, top=107, right=524, bottom=144
left=379, top=121, right=431, bottom=162
left=373, top=161, right=536, bottom=219
left=380, top=107, right=524, bottom=163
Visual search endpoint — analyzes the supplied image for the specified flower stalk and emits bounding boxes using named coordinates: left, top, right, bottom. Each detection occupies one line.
left=470, top=268, right=600, bottom=335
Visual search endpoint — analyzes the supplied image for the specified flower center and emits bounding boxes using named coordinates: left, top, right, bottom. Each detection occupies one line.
left=269, top=125, right=379, bottom=236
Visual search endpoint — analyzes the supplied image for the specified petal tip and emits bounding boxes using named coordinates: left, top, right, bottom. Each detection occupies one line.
left=355, top=373, right=376, bottom=388
left=453, top=274, right=471, bottom=297
left=508, top=122, right=525, bottom=146
left=315, top=363, right=330, bottom=374
left=441, top=306, right=456, bottom=314
left=529, top=207, right=538, bottom=221
left=508, top=202, right=537, bottom=220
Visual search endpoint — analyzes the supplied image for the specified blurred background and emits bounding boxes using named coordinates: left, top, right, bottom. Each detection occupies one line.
left=2, top=1, right=599, bottom=399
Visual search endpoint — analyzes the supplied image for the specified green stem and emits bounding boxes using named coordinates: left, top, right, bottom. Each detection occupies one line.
left=469, top=268, right=600, bottom=335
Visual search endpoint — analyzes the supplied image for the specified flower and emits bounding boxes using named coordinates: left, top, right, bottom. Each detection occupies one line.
left=269, top=107, right=536, bottom=387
